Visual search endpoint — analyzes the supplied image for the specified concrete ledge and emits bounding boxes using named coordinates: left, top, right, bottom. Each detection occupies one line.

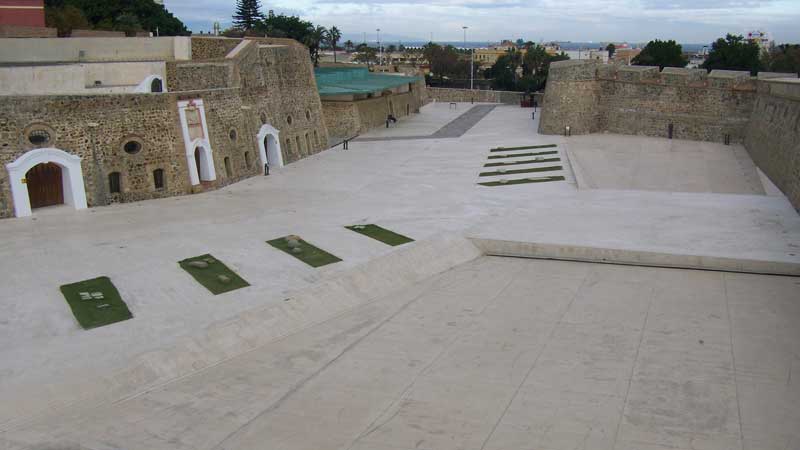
left=0, top=234, right=483, bottom=431
left=469, top=238, right=800, bottom=277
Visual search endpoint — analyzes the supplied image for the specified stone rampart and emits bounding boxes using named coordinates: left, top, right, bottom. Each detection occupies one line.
left=427, top=87, right=532, bottom=105
left=539, top=59, right=800, bottom=209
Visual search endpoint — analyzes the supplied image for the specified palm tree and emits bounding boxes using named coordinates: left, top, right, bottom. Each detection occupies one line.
left=303, top=25, right=327, bottom=66
left=344, top=39, right=354, bottom=53
left=328, top=26, right=342, bottom=63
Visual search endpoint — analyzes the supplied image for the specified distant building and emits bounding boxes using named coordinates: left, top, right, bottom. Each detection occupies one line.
left=0, top=0, right=45, bottom=27
left=746, top=30, right=773, bottom=55
left=612, top=48, right=641, bottom=65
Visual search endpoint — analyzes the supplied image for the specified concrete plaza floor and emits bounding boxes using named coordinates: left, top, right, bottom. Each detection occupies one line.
left=0, top=102, right=799, bottom=449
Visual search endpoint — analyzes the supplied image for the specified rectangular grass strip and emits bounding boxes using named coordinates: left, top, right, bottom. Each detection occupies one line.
left=60, top=276, right=132, bottom=330
left=478, top=176, right=566, bottom=187
left=345, top=224, right=414, bottom=246
left=491, top=144, right=558, bottom=152
left=480, top=165, right=563, bottom=177
left=488, top=151, right=558, bottom=159
left=485, top=157, right=561, bottom=167
left=268, top=235, right=342, bottom=268
left=179, top=254, right=250, bottom=295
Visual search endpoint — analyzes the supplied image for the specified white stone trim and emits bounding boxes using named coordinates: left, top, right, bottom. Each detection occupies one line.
left=256, top=124, right=284, bottom=169
left=6, top=147, right=88, bottom=218
left=177, top=99, right=216, bottom=185
left=134, top=75, right=167, bottom=93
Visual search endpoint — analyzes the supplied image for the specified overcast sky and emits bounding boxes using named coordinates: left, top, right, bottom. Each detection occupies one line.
left=164, top=0, right=800, bottom=44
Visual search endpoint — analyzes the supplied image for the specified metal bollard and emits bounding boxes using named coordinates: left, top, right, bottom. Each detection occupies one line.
left=668, top=123, right=674, bottom=139
left=565, top=125, right=571, bottom=137
left=724, top=134, right=731, bottom=145
left=264, top=163, right=269, bottom=176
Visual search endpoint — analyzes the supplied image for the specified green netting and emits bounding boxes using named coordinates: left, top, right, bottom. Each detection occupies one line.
left=315, top=67, right=421, bottom=97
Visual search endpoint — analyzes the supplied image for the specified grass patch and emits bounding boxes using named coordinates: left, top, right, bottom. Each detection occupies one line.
left=488, top=151, right=558, bottom=159
left=345, top=224, right=414, bottom=246
left=179, top=254, right=250, bottom=295
left=491, top=144, right=557, bottom=152
left=480, top=165, right=562, bottom=177
left=485, top=157, right=561, bottom=167
left=478, top=176, right=566, bottom=187
left=60, top=276, right=132, bottom=329
left=268, top=235, right=342, bottom=268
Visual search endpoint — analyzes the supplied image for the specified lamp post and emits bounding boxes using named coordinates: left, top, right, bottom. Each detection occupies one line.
left=376, top=28, right=382, bottom=67
left=463, top=26, right=473, bottom=90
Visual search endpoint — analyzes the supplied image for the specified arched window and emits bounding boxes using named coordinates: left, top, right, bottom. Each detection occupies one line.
left=108, top=172, right=121, bottom=194
left=224, top=157, right=232, bottom=177
left=150, top=78, right=163, bottom=93
left=244, top=151, right=251, bottom=168
left=153, top=169, right=165, bottom=190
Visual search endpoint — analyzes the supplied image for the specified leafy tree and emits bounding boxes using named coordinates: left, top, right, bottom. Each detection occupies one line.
left=632, top=39, right=688, bottom=69
left=44, top=0, right=188, bottom=35
left=702, top=34, right=763, bottom=75
left=233, top=0, right=264, bottom=31
left=327, top=26, right=341, bottom=62
left=354, top=46, right=377, bottom=67
left=423, top=42, right=468, bottom=84
left=115, top=12, right=141, bottom=36
left=344, top=39, right=355, bottom=53
left=45, top=4, right=89, bottom=36
left=387, top=44, right=397, bottom=53
left=764, top=44, right=800, bottom=74
left=606, top=43, right=616, bottom=58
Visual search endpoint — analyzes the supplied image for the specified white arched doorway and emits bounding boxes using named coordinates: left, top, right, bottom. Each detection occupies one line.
left=135, top=75, right=167, bottom=93
left=186, top=139, right=216, bottom=186
left=257, top=124, right=284, bottom=169
left=6, top=148, right=88, bottom=217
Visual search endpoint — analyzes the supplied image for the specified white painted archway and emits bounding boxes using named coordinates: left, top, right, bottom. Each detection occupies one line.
left=134, top=75, right=167, bottom=93
left=186, top=139, right=216, bottom=186
left=6, top=148, right=88, bottom=218
left=257, top=124, right=284, bottom=169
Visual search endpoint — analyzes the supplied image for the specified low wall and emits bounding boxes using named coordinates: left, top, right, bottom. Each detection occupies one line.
left=0, top=37, right=191, bottom=63
left=0, top=62, right=166, bottom=95
left=0, top=25, right=56, bottom=38
left=427, top=87, right=530, bottom=105
left=744, top=78, right=800, bottom=210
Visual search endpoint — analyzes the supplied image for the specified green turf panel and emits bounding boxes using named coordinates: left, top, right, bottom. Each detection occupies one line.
left=345, top=224, right=414, bottom=246
left=178, top=254, right=250, bottom=295
left=268, top=236, right=342, bottom=268
left=488, top=151, right=558, bottom=159
left=490, top=144, right=558, bottom=152
left=478, top=176, right=566, bottom=187
left=480, top=165, right=563, bottom=177
left=60, top=276, right=132, bottom=330
left=485, top=157, right=561, bottom=167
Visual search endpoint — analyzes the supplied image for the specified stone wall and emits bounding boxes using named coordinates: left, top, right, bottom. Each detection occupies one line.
left=0, top=25, right=56, bottom=38
left=321, top=78, right=426, bottom=139
left=744, top=79, right=800, bottom=210
left=539, top=59, right=800, bottom=210
left=540, top=60, right=758, bottom=142
left=427, top=87, right=530, bottom=105
left=0, top=37, right=331, bottom=218
left=190, top=37, right=241, bottom=60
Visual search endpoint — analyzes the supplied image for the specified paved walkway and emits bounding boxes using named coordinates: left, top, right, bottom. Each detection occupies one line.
left=4, top=257, right=798, bottom=450
left=356, top=104, right=496, bottom=141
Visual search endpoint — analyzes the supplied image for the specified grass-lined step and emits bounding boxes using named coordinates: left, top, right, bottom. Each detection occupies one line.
left=488, top=150, right=558, bottom=159
left=60, top=276, right=132, bottom=329
left=179, top=254, right=250, bottom=295
left=485, top=157, right=561, bottom=167
left=490, top=144, right=557, bottom=152
left=268, top=235, right=342, bottom=267
left=345, top=224, right=414, bottom=246
left=478, top=176, right=566, bottom=187
left=480, top=165, right=563, bottom=177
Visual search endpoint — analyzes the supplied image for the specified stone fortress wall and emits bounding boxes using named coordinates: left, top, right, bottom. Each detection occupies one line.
left=0, top=36, right=330, bottom=218
left=426, top=87, right=540, bottom=105
left=539, top=60, right=800, bottom=209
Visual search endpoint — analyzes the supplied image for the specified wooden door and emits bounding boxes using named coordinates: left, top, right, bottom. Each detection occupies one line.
left=26, top=162, right=64, bottom=209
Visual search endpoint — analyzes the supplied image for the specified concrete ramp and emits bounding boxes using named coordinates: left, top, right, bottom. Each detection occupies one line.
left=1, top=235, right=482, bottom=431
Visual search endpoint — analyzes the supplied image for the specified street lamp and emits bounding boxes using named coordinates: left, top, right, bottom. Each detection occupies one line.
left=463, top=26, right=473, bottom=90
left=376, top=28, right=382, bottom=67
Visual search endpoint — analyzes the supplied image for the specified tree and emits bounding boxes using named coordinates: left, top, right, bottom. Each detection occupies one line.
left=764, top=44, right=800, bottom=75
left=632, top=39, right=688, bottom=69
left=702, top=34, right=762, bottom=75
left=115, top=12, right=141, bottom=36
left=422, top=42, right=468, bottom=84
left=304, top=25, right=328, bottom=66
left=606, top=43, right=616, bottom=58
left=344, top=39, right=355, bottom=53
left=233, top=0, right=264, bottom=31
left=44, top=0, right=188, bottom=35
left=354, top=46, right=377, bottom=67
left=45, top=4, right=89, bottom=36
left=327, top=26, right=341, bottom=63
